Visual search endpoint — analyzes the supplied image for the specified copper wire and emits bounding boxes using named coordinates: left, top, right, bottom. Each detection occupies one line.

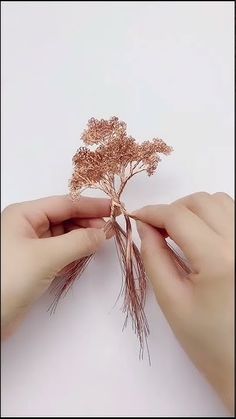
left=50, top=117, right=189, bottom=361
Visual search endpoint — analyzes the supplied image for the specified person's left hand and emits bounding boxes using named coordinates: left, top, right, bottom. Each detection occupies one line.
left=1, top=195, right=111, bottom=339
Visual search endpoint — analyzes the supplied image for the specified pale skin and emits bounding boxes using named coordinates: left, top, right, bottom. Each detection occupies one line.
left=1, top=192, right=234, bottom=414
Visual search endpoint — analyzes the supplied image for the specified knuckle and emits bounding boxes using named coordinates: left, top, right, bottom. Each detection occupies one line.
left=187, top=191, right=210, bottom=206
left=174, top=192, right=211, bottom=213
left=4, top=203, right=20, bottom=212
left=192, top=191, right=210, bottom=201
left=2, top=203, right=21, bottom=217
left=187, top=192, right=211, bottom=211
left=212, top=191, right=231, bottom=201
left=169, top=202, right=184, bottom=214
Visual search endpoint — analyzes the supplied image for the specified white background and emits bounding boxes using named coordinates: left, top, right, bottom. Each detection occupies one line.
left=1, top=1, right=234, bottom=417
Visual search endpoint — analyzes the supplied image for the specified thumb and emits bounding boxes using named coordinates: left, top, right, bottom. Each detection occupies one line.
left=38, top=227, right=106, bottom=273
left=136, top=221, right=185, bottom=308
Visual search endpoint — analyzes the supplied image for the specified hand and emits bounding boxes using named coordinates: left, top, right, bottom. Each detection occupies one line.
left=1, top=195, right=111, bottom=339
left=132, top=192, right=234, bottom=413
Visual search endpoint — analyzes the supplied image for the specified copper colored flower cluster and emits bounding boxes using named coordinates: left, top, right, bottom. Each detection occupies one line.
left=51, top=117, right=175, bottom=360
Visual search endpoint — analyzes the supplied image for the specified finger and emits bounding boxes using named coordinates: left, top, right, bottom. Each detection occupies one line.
left=21, top=195, right=112, bottom=224
left=212, top=191, right=234, bottom=209
left=63, top=219, right=103, bottom=233
left=71, top=218, right=114, bottom=239
left=70, top=217, right=105, bottom=229
left=40, top=218, right=110, bottom=238
left=38, top=227, right=106, bottom=273
left=136, top=221, right=189, bottom=309
left=212, top=192, right=234, bottom=232
left=132, top=204, right=219, bottom=268
left=49, top=218, right=114, bottom=238
left=174, top=192, right=233, bottom=238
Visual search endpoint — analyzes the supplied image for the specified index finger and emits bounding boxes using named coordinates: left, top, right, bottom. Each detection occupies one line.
left=131, top=204, right=219, bottom=267
left=21, top=195, right=112, bottom=223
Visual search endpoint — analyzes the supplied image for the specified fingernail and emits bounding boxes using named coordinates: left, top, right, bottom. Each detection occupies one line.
left=136, top=220, right=147, bottom=239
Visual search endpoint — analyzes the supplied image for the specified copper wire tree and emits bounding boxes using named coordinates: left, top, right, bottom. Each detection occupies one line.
left=51, top=117, right=183, bottom=358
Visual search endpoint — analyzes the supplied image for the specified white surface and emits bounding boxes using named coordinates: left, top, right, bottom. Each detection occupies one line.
left=1, top=1, right=234, bottom=417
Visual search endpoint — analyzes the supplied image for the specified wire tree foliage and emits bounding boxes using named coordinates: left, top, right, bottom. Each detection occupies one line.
left=70, top=116, right=172, bottom=203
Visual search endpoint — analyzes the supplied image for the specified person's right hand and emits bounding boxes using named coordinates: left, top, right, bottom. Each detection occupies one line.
left=132, top=192, right=234, bottom=414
